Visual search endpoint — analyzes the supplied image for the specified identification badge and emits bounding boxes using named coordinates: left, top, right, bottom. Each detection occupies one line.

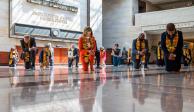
left=68, top=51, right=73, bottom=58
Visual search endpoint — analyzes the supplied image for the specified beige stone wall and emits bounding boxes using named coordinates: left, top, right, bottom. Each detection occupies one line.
left=102, top=0, right=140, bottom=49
left=90, top=0, right=102, bottom=48
left=0, top=0, right=16, bottom=51
left=0, top=0, right=87, bottom=52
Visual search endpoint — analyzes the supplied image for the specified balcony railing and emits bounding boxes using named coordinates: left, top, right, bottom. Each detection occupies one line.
left=135, top=6, right=194, bottom=30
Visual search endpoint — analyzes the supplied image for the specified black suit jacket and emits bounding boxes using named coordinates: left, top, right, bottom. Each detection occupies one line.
left=69, top=48, right=79, bottom=57
left=20, top=37, right=36, bottom=52
left=132, top=38, right=149, bottom=62
left=161, top=31, right=183, bottom=59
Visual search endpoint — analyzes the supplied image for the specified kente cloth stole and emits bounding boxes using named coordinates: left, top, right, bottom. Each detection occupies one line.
left=82, top=38, right=89, bottom=63
left=46, top=48, right=51, bottom=57
left=24, top=40, right=31, bottom=62
left=9, top=51, right=13, bottom=65
left=183, top=49, right=190, bottom=58
left=183, top=49, right=191, bottom=63
left=10, top=51, right=13, bottom=59
left=157, top=47, right=164, bottom=60
left=128, top=50, right=131, bottom=56
left=82, top=37, right=94, bottom=63
left=43, top=51, right=48, bottom=66
left=165, top=33, right=179, bottom=53
left=82, top=37, right=94, bottom=50
left=136, top=39, right=146, bottom=63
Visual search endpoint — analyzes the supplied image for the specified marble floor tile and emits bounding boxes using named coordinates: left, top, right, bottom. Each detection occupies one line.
left=0, top=65, right=194, bottom=112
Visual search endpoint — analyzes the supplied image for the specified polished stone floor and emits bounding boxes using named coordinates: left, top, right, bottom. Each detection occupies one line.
left=0, top=65, right=194, bottom=112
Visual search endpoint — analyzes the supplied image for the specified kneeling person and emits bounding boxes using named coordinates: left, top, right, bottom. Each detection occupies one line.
left=68, top=44, right=79, bottom=68
left=20, top=35, right=37, bottom=70
left=9, top=47, right=19, bottom=67
left=78, top=26, right=96, bottom=71
left=161, top=23, right=183, bottom=72
left=132, top=33, right=149, bottom=69
left=39, top=45, right=50, bottom=69
left=100, top=47, right=106, bottom=66
left=183, top=45, right=192, bottom=66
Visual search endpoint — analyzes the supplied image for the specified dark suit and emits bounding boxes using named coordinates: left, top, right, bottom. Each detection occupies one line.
left=95, top=47, right=100, bottom=68
left=68, top=48, right=79, bottom=67
left=20, top=37, right=37, bottom=69
left=132, top=39, right=149, bottom=69
left=161, top=31, right=183, bottom=71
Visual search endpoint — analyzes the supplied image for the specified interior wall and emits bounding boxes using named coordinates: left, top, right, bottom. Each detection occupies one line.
left=0, top=0, right=9, bottom=108
left=90, top=0, right=102, bottom=48
left=102, top=0, right=140, bottom=49
left=146, top=34, right=160, bottom=63
left=0, top=0, right=88, bottom=52
left=182, top=32, right=194, bottom=39
left=146, top=2, right=161, bottom=12
left=0, top=0, right=16, bottom=51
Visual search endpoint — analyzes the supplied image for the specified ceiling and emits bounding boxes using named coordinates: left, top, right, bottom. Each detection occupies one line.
left=143, top=0, right=182, bottom=4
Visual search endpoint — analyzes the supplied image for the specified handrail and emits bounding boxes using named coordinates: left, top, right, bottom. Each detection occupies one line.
left=136, top=6, right=194, bottom=15
left=137, top=21, right=194, bottom=27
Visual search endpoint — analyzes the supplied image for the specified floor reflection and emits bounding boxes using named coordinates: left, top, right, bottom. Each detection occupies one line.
left=132, top=77, right=149, bottom=105
left=1, top=65, right=194, bottom=112
left=79, top=75, right=98, bottom=112
left=161, top=75, right=183, bottom=112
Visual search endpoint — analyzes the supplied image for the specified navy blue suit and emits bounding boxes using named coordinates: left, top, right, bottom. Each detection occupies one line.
left=161, top=31, right=183, bottom=71
left=68, top=48, right=79, bottom=67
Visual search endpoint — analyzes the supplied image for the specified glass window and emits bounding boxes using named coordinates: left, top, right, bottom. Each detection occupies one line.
left=31, top=28, right=50, bottom=37
left=13, top=24, right=82, bottom=39
left=15, top=25, right=33, bottom=36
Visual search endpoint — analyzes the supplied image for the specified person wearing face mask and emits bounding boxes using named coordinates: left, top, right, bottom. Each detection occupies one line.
left=78, top=26, right=96, bottom=72
left=156, top=41, right=164, bottom=67
left=112, top=43, right=121, bottom=67
left=100, top=47, right=106, bottom=67
left=47, top=43, right=54, bottom=66
left=20, top=35, right=37, bottom=70
left=132, top=33, right=149, bottom=69
left=68, top=44, right=79, bottom=68
left=161, top=23, right=183, bottom=72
